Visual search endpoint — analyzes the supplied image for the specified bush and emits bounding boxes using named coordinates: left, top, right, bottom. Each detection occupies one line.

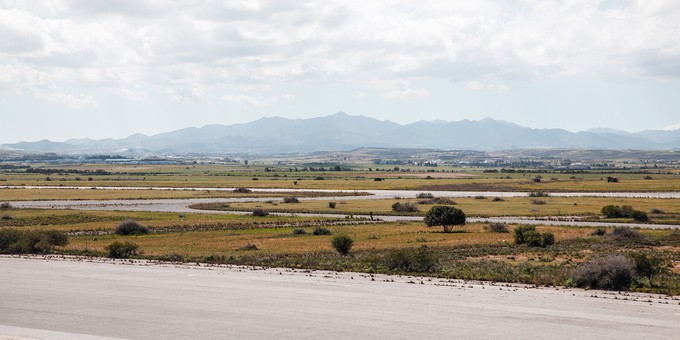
left=591, top=228, right=607, bottom=236
left=416, top=193, right=435, bottom=199
left=392, top=202, right=419, bottom=213
left=312, top=226, right=332, bottom=235
left=252, top=208, right=269, bottom=217
left=650, top=208, right=664, bottom=214
left=283, top=196, right=300, bottom=203
left=292, top=228, right=307, bottom=235
left=573, top=255, right=635, bottom=291
left=328, top=202, right=337, bottom=209
left=233, top=187, right=252, bottom=193
left=524, top=231, right=543, bottom=247
left=486, top=222, right=509, bottom=233
left=238, top=242, right=258, bottom=251
left=331, top=234, right=353, bottom=255
left=601, top=205, right=622, bottom=218
left=106, top=241, right=139, bottom=258
left=610, top=226, right=649, bottom=244
left=631, top=210, right=649, bottom=222
left=0, top=202, right=12, bottom=209
left=628, top=252, right=667, bottom=279
left=1, top=214, right=11, bottom=220
left=542, top=232, right=555, bottom=246
left=424, top=206, right=466, bottom=233
left=115, top=220, right=149, bottom=236
left=492, top=197, right=505, bottom=202
left=528, top=192, right=549, bottom=197
left=385, top=246, right=439, bottom=272
left=0, top=229, right=69, bottom=254
left=513, top=225, right=536, bottom=244
left=513, top=225, right=553, bottom=247
left=432, top=197, right=455, bottom=205
left=530, top=199, right=546, bottom=205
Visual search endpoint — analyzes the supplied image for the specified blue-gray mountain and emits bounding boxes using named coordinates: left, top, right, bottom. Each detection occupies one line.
left=3, top=112, right=680, bottom=154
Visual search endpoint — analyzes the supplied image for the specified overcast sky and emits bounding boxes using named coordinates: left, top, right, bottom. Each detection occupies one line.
left=1, top=0, right=680, bottom=143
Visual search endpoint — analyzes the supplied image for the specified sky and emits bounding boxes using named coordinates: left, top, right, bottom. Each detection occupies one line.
left=1, top=0, right=680, bottom=144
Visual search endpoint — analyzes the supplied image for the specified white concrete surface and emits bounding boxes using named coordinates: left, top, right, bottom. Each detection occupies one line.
left=1, top=256, right=679, bottom=339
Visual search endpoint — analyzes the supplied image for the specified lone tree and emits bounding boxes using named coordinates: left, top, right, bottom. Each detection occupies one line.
left=424, top=205, right=466, bottom=233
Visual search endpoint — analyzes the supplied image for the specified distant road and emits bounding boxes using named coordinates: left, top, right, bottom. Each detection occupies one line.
left=11, top=197, right=680, bottom=229
left=5, top=185, right=680, bottom=199
left=1, top=256, right=679, bottom=340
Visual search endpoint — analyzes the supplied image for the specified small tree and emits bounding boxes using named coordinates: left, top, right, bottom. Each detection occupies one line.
left=115, top=220, right=149, bottom=236
left=424, top=206, right=466, bottom=233
left=331, top=234, right=353, bottom=255
left=106, top=241, right=139, bottom=258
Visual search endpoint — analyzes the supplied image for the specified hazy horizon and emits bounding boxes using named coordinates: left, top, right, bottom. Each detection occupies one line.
left=2, top=1, right=680, bottom=144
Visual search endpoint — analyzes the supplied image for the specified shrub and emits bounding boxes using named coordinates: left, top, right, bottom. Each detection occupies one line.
left=392, top=202, right=419, bottom=213
left=328, top=202, right=337, bottom=209
left=312, top=226, right=332, bottom=235
left=650, top=208, right=664, bottom=214
left=424, top=206, right=466, bottom=233
left=432, top=197, right=455, bottom=205
left=374, top=178, right=383, bottom=181
left=610, top=226, right=649, bottom=244
left=513, top=225, right=536, bottom=244
left=628, top=252, right=667, bottom=279
left=331, top=234, right=353, bottom=255
left=233, top=187, right=252, bottom=193
left=486, top=222, right=509, bottom=233
left=416, top=193, right=435, bottom=199
left=115, top=220, right=149, bottom=236
left=0, top=229, right=69, bottom=254
left=601, top=205, right=621, bottom=218
left=1, top=214, right=11, bottom=220
left=524, top=231, right=543, bottom=247
left=385, top=246, right=439, bottom=272
left=631, top=210, right=649, bottom=222
left=528, top=191, right=549, bottom=197
left=283, top=196, right=300, bottom=203
left=106, top=241, right=139, bottom=258
left=591, top=228, right=607, bottom=236
left=238, top=242, right=258, bottom=251
left=473, top=195, right=487, bottom=200
left=542, top=232, right=555, bottom=246
left=292, top=228, right=307, bottom=235
left=573, top=255, right=635, bottom=291
left=0, top=202, right=12, bottom=209
left=492, top=197, right=505, bottom=202
left=252, top=208, right=269, bottom=217
left=530, top=199, right=546, bottom=205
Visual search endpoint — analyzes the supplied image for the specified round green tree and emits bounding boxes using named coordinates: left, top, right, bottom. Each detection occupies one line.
left=424, top=205, right=466, bottom=233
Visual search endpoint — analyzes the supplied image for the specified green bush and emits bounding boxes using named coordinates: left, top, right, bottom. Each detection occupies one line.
left=328, top=202, right=337, bottom=209
left=628, top=252, right=667, bottom=279
left=312, top=226, right=332, bottom=235
left=631, top=210, right=649, bottom=222
left=292, top=228, right=307, bottom=235
left=233, top=187, right=252, bottom=193
left=524, top=231, right=543, bottom=247
left=331, top=234, right=353, bottom=255
left=0, top=229, right=68, bottom=254
left=106, top=241, right=139, bottom=258
left=115, top=220, right=149, bottom=235
left=514, top=225, right=553, bottom=247
left=513, top=225, right=536, bottom=244
left=385, top=246, right=439, bottom=272
left=283, top=196, right=300, bottom=203
left=252, top=208, right=269, bottom=217
left=574, top=255, right=635, bottom=291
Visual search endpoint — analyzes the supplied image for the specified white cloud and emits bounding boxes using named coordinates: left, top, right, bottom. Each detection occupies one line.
left=663, top=122, right=680, bottom=131
left=464, top=81, right=509, bottom=91
left=36, top=91, right=97, bottom=109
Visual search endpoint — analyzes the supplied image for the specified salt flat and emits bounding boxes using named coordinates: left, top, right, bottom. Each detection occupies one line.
left=1, top=256, right=679, bottom=339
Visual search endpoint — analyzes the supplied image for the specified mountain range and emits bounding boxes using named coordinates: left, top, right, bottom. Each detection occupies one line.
left=3, top=112, right=680, bottom=154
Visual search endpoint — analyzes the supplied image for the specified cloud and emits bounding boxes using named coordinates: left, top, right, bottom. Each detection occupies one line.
left=1, top=0, right=679, bottom=105
left=36, top=91, right=97, bottom=109
left=464, top=81, right=509, bottom=91
left=662, top=122, right=680, bottom=131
